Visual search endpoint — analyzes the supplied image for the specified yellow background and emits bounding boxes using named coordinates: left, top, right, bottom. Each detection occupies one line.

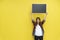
left=0, top=0, right=60, bottom=40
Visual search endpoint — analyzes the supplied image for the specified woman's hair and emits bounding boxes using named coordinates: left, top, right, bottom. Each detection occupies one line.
left=36, top=17, right=41, bottom=24
left=36, top=17, right=40, bottom=21
left=36, top=17, right=40, bottom=24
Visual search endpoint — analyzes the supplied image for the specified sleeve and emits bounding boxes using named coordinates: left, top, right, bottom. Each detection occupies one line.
left=32, top=20, right=35, bottom=25
left=41, top=20, right=45, bottom=25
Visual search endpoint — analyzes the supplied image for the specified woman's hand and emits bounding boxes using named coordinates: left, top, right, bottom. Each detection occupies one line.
left=43, top=13, right=48, bottom=20
left=31, top=13, right=35, bottom=21
left=41, top=13, right=48, bottom=24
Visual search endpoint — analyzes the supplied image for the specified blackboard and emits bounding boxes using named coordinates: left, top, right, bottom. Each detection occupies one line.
left=32, top=4, right=46, bottom=13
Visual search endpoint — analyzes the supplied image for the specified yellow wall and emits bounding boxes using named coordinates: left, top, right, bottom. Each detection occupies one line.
left=0, top=0, right=60, bottom=40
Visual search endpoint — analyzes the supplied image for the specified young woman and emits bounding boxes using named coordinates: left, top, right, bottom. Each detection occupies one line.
left=32, top=14, right=47, bottom=40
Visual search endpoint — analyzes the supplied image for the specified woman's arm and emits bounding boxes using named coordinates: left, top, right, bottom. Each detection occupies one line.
left=31, top=13, right=35, bottom=25
left=32, top=19, right=35, bottom=25
left=32, top=16, right=35, bottom=25
left=42, top=13, right=48, bottom=24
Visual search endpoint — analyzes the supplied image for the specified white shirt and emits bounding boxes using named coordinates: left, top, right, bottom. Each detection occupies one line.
left=35, top=24, right=43, bottom=36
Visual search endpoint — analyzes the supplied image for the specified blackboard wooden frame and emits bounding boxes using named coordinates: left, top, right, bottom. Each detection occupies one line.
left=32, top=4, right=46, bottom=13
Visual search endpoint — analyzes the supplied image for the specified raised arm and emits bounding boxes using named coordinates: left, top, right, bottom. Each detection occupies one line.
left=32, top=18, right=35, bottom=25
left=31, top=13, right=35, bottom=25
left=42, top=13, right=48, bottom=25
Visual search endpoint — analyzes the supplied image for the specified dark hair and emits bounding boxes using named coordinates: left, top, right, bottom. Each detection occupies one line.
left=36, top=17, right=41, bottom=24
left=36, top=17, right=40, bottom=21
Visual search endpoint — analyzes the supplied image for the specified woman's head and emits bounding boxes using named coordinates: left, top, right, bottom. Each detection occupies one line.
left=36, top=17, right=41, bottom=24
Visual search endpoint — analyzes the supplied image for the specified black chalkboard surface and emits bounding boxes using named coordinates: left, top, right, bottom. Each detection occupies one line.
left=32, top=4, right=46, bottom=13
